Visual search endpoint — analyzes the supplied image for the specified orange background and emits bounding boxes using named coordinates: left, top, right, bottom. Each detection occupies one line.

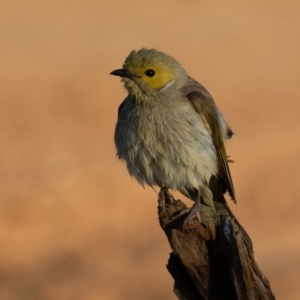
left=1, top=1, right=299, bottom=299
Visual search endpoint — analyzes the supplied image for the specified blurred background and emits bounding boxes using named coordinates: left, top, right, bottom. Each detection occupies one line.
left=0, top=1, right=299, bottom=299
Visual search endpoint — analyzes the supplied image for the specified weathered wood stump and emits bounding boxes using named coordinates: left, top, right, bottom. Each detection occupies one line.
left=158, top=193, right=275, bottom=300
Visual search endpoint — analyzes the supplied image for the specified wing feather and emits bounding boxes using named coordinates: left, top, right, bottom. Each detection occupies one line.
left=186, top=89, right=236, bottom=203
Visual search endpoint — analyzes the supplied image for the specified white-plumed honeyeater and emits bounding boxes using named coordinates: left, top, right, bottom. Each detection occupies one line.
left=111, top=48, right=238, bottom=224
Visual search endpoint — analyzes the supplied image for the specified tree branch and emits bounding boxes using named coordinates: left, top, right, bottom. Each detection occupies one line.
left=158, top=194, right=276, bottom=300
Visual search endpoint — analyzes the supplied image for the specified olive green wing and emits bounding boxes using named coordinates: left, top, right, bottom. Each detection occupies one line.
left=186, top=91, right=236, bottom=203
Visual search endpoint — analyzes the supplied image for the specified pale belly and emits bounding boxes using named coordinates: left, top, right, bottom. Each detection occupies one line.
left=115, top=100, right=217, bottom=191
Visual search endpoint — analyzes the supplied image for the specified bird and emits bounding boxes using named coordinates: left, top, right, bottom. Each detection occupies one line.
left=110, top=48, right=238, bottom=225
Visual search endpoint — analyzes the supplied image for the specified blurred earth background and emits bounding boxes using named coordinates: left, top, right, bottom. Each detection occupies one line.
left=1, top=1, right=300, bottom=299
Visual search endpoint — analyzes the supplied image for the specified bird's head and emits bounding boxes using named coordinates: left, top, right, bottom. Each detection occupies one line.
left=110, top=48, right=187, bottom=97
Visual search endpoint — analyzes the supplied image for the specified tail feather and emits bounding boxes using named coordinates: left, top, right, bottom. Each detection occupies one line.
left=209, top=176, right=252, bottom=246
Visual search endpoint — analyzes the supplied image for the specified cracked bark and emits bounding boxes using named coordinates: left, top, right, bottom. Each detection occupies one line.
left=158, top=194, right=276, bottom=300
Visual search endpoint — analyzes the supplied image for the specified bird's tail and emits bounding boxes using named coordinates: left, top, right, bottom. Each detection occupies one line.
left=208, top=176, right=252, bottom=246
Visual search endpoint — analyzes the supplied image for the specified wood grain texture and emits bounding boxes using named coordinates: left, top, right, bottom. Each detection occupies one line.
left=158, top=191, right=276, bottom=300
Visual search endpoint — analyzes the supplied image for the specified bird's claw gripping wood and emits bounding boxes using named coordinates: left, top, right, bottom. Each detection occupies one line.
left=179, top=191, right=202, bottom=228
left=158, top=187, right=174, bottom=212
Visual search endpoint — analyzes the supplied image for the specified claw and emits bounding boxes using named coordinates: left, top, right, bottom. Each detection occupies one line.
left=180, top=190, right=202, bottom=228
left=158, top=186, right=174, bottom=212
left=158, top=189, right=166, bottom=212
left=181, top=201, right=201, bottom=228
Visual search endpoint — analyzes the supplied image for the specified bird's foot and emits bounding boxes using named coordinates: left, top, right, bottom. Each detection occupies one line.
left=179, top=191, right=202, bottom=228
left=179, top=200, right=201, bottom=228
left=158, top=186, right=174, bottom=212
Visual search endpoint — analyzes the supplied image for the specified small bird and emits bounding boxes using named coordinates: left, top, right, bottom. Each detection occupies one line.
left=111, top=48, right=237, bottom=224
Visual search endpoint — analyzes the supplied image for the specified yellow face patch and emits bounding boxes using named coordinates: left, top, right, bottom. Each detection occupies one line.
left=140, top=63, right=175, bottom=91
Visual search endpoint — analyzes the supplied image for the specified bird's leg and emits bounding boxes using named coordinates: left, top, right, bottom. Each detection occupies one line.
left=180, top=190, right=202, bottom=227
left=158, top=186, right=174, bottom=212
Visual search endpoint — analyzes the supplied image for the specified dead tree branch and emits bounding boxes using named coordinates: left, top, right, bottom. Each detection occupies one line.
left=158, top=194, right=275, bottom=300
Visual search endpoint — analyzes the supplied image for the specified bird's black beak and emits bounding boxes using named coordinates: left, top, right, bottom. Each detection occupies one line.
left=110, top=68, right=132, bottom=78
left=110, top=68, right=141, bottom=79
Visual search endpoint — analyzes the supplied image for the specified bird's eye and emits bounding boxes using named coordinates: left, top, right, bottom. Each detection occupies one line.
left=144, top=69, right=156, bottom=77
